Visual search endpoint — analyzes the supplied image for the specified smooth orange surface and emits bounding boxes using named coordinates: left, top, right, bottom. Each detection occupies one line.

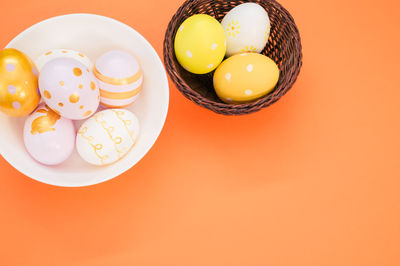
left=1, top=0, right=400, bottom=265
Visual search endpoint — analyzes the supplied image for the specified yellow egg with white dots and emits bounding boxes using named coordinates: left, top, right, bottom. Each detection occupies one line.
left=174, top=14, right=226, bottom=74
left=213, top=53, right=279, bottom=103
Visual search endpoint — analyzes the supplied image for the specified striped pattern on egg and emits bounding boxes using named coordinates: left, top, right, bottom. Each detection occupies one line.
left=94, top=50, right=143, bottom=108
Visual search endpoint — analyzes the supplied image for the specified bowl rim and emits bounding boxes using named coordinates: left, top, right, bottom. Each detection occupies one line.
left=1, top=13, right=169, bottom=187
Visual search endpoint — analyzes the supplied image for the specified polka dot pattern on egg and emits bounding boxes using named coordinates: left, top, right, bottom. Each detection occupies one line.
left=174, top=14, right=227, bottom=74
left=12, top=101, right=21, bottom=109
left=6, top=63, right=15, bottom=72
left=32, top=67, right=38, bottom=77
left=43, top=90, right=51, bottom=99
left=73, top=67, right=82, bottom=77
left=213, top=53, right=279, bottom=104
left=69, top=93, right=80, bottom=103
left=38, top=58, right=100, bottom=120
left=8, top=85, right=16, bottom=94
left=36, top=49, right=94, bottom=71
left=83, top=110, right=92, bottom=117
left=0, top=48, right=40, bottom=117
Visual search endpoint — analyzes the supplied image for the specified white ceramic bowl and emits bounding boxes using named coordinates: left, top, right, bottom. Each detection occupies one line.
left=1, top=14, right=169, bottom=187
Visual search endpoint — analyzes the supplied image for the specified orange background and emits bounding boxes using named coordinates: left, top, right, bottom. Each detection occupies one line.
left=1, top=0, right=400, bottom=265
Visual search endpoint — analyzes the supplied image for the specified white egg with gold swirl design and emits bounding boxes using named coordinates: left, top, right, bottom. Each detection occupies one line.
left=76, top=109, right=140, bottom=166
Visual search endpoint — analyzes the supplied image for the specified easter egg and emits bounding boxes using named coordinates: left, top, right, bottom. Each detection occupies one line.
left=23, top=104, right=75, bottom=165
left=39, top=58, right=100, bottom=120
left=213, top=53, right=279, bottom=103
left=0, top=48, right=40, bottom=117
left=94, top=50, right=143, bottom=108
left=35, top=49, right=93, bottom=71
left=76, top=109, right=140, bottom=166
left=174, top=14, right=226, bottom=74
left=221, top=3, right=271, bottom=57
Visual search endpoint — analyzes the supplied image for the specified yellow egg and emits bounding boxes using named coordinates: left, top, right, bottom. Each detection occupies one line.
left=0, top=48, right=40, bottom=117
left=213, top=53, right=279, bottom=103
left=174, top=14, right=226, bottom=74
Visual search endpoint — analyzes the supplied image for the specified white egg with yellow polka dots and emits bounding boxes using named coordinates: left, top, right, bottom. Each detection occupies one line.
left=39, top=58, right=100, bottom=120
left=35, top=49, right=93, bottom=71
left=221, top=3, right=271, bottom=57
left=76, top=109, right=140, bottom=166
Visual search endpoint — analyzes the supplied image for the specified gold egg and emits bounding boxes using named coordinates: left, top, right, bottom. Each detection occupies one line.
left=0, top=48, right=40, bottom=117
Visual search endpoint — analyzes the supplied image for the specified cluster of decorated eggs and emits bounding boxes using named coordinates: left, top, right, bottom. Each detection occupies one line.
left=0, top=48, right=143, bottom=166
left=174, top=3, right=280, bottom=104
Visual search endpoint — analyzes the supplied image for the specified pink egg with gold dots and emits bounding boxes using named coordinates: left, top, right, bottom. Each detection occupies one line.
left=39, top=58, right=100, bottom=120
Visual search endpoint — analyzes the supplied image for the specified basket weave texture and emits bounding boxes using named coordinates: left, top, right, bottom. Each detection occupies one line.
left=164, top=0, right=302, bottom=115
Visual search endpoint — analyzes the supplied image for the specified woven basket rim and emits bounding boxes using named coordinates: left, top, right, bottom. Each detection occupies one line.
left=164, top=0, right=303, bottom=115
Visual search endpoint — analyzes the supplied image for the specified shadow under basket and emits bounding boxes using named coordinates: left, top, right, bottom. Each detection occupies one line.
left=164, top=0, right=303, bottom=115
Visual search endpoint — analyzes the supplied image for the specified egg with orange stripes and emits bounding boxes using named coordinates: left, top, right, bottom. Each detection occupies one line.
left=94, top=50, right=143, bottom=108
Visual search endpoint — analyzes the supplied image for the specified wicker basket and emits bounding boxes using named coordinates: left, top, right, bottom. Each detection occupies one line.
left=164, top=0, right=302, bottom=115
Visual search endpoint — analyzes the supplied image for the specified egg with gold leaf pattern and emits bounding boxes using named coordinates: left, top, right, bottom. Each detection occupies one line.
left=0, top=48, right=40, bottom=117
left=24, top=104, right=75, bottom=165
left=76, top=109, right=140, bottom=166
left=39, top=58, right=100, bottom=120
